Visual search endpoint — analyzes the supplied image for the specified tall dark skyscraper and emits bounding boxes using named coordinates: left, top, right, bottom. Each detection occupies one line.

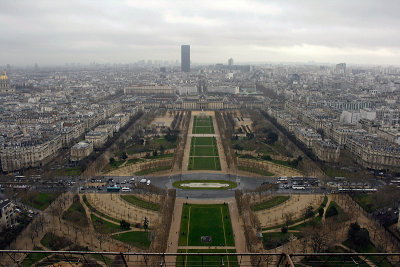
left=181, top=45, right=190, bottom=72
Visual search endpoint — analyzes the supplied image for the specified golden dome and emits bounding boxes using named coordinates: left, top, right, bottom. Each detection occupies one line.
left=0, top=69, right=8, bottom=80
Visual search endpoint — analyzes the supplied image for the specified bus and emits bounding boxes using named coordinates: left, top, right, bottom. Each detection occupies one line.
left=106, top=186, right=120, bottom=192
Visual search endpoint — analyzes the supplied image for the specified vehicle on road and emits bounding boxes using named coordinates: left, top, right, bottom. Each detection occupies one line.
left=146, top=180, right=151, bottom=186
left=106, top=186, right=121, bottom=192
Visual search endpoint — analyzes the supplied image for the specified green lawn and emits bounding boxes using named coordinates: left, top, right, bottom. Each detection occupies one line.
left=120, top=195, right=160, bottom=211
left=22, top=247, right=50, bottom=266
left=262, top=232, right=301, bottom=250
left=193, top=126, right=214, bottom=134
left=189, top=157, right=221, bottom=170
left=343, top=240, right=392, bottom=267
left=62, top=198, right=88, bottom=226
left=20, top=192, right=60, bottom=211
left=325, top=200, right=343, bottom=218
left=91, top=214, right=122, bottom=234
left=55, top=166, right=82, bottom=176
left=237, top=165, right=274, bottom=176
left=173, top=180, right=237, bottom=190
left=192, top=137, right=216, bottom=146
left=40, top=232, right=72, bottom=250
left=176, top=249, right=237, bottom=267
left=179, top=204, right=234, bottom=247
left=191, top=146, right=218, bottom=156
left=112, top=231, right=151, bottom=249
left=251, top=196, right=290, bottom=211
left=351, top=193, right=380, bottom=213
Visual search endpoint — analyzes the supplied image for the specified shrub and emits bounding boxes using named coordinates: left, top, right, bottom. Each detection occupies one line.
left=325, top=206, right=338, bottom=218
left=318, top=207, right=324, bottom=217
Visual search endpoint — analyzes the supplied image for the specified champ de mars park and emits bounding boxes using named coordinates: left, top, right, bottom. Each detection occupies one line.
left=3, top=109, right=400, bottom=266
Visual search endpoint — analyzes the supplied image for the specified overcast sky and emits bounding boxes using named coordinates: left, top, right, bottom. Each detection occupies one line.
left=1, top=0, right=400, bottom=66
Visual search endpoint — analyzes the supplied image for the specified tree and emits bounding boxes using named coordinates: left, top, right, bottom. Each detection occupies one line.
left=120, top=220, right=130, bottom=230
left=109, top=157, right=115, bottom=164
left=159, top=145, right=165, bottom=155
left=325, top=206, right=338, bottom=218
left=318, top=208, right=324, bottom=217
left=266, top=132, right=278, bottom=145
left=153, top=150, right=158, bottom=157
left=120, top=152, right=128, bottom=160
left=143, top=217, right=149, bottom=232
left=348, top=222, right=370, bottom=247
left=304, top=206, right=314, bottom=221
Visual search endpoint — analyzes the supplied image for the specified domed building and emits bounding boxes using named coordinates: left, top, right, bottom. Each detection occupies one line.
left=0, top=69, right=15, bottom=94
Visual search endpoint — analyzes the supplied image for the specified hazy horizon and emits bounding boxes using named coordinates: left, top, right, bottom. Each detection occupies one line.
left=1, top=0, right=400, bottom=66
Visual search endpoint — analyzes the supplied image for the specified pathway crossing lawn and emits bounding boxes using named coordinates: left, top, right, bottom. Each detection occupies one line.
left=191, top=146, right=218, bottom=156
left=192, top=137, right=216, bottom=146
left=179, top=204, right=234, bottom=247
left=189, top=157, right=221, bottom=170
left=20, top=192, right=60, bottom=210
left=176, top=249, right=237, bottom=267
left=112, top=231, right=151, bottom=249
left=91, top=214, right=121, bottom=234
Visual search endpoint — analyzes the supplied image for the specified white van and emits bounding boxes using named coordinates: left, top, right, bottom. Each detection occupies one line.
left=130, top=177, right=135, bottom=182
left=121, top=187, right=131, bottom=192
left=146, top=180, right=151, bottom=186
left=140, top=178, right=147, bottom=184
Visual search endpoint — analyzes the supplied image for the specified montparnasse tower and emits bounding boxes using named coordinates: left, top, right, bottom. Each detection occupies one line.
left=0, top=69, right=15, bottom=94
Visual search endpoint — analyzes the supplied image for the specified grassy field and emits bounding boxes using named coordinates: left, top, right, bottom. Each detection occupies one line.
left=262, top=232, right=301, bottom=250
left=62, top=198, right=88, bottom=226
left=192, top=137, right=216, bottom=146
left=20, top=192, right=60, bottom=210
left=176, top=249, right=237, bottom=267
left=251, top=196, right=290, bottom=211
left=55, top=166, right=82, bottom=176
left=173, top=180, right=237, bottom=190
left=191, top=146, right=218, bottom=156
left=343, top=240, right=392, bottom=267
left=351, top=193, right=381, bottom=213
left=91, top=214, right=122, bottom=234
left=189, top=156, right=221, bottom=170
left=179, top=204, right=234, bottom=247
left=112, top=231, right=151, bottom=249
left=192, top=116, right=215, bottom=134
left=22, top=247, right=50, bottom=266
left=120, top=195, right=160, bottom=211
left=40, top=232, right=72, bottom=250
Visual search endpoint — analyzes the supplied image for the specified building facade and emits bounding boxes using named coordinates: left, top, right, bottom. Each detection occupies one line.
left=181, top=45, right=190, bottom=72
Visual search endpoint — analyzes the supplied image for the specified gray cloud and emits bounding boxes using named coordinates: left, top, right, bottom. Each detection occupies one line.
left=1, top=0, right=400, bottom=65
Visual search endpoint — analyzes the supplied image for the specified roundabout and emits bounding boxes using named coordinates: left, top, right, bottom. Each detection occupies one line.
left=172, top=179, right=237, bottom=190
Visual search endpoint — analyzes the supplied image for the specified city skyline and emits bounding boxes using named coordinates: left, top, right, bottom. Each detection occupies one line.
left=1, top=0, right=400, bottom=66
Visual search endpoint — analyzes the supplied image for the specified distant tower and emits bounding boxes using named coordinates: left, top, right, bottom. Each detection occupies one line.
left=181, top=45, right=190, bottom=72
left=228, top=58, right=234, bottom=66
left=335, top=63, right=346, bottom=74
